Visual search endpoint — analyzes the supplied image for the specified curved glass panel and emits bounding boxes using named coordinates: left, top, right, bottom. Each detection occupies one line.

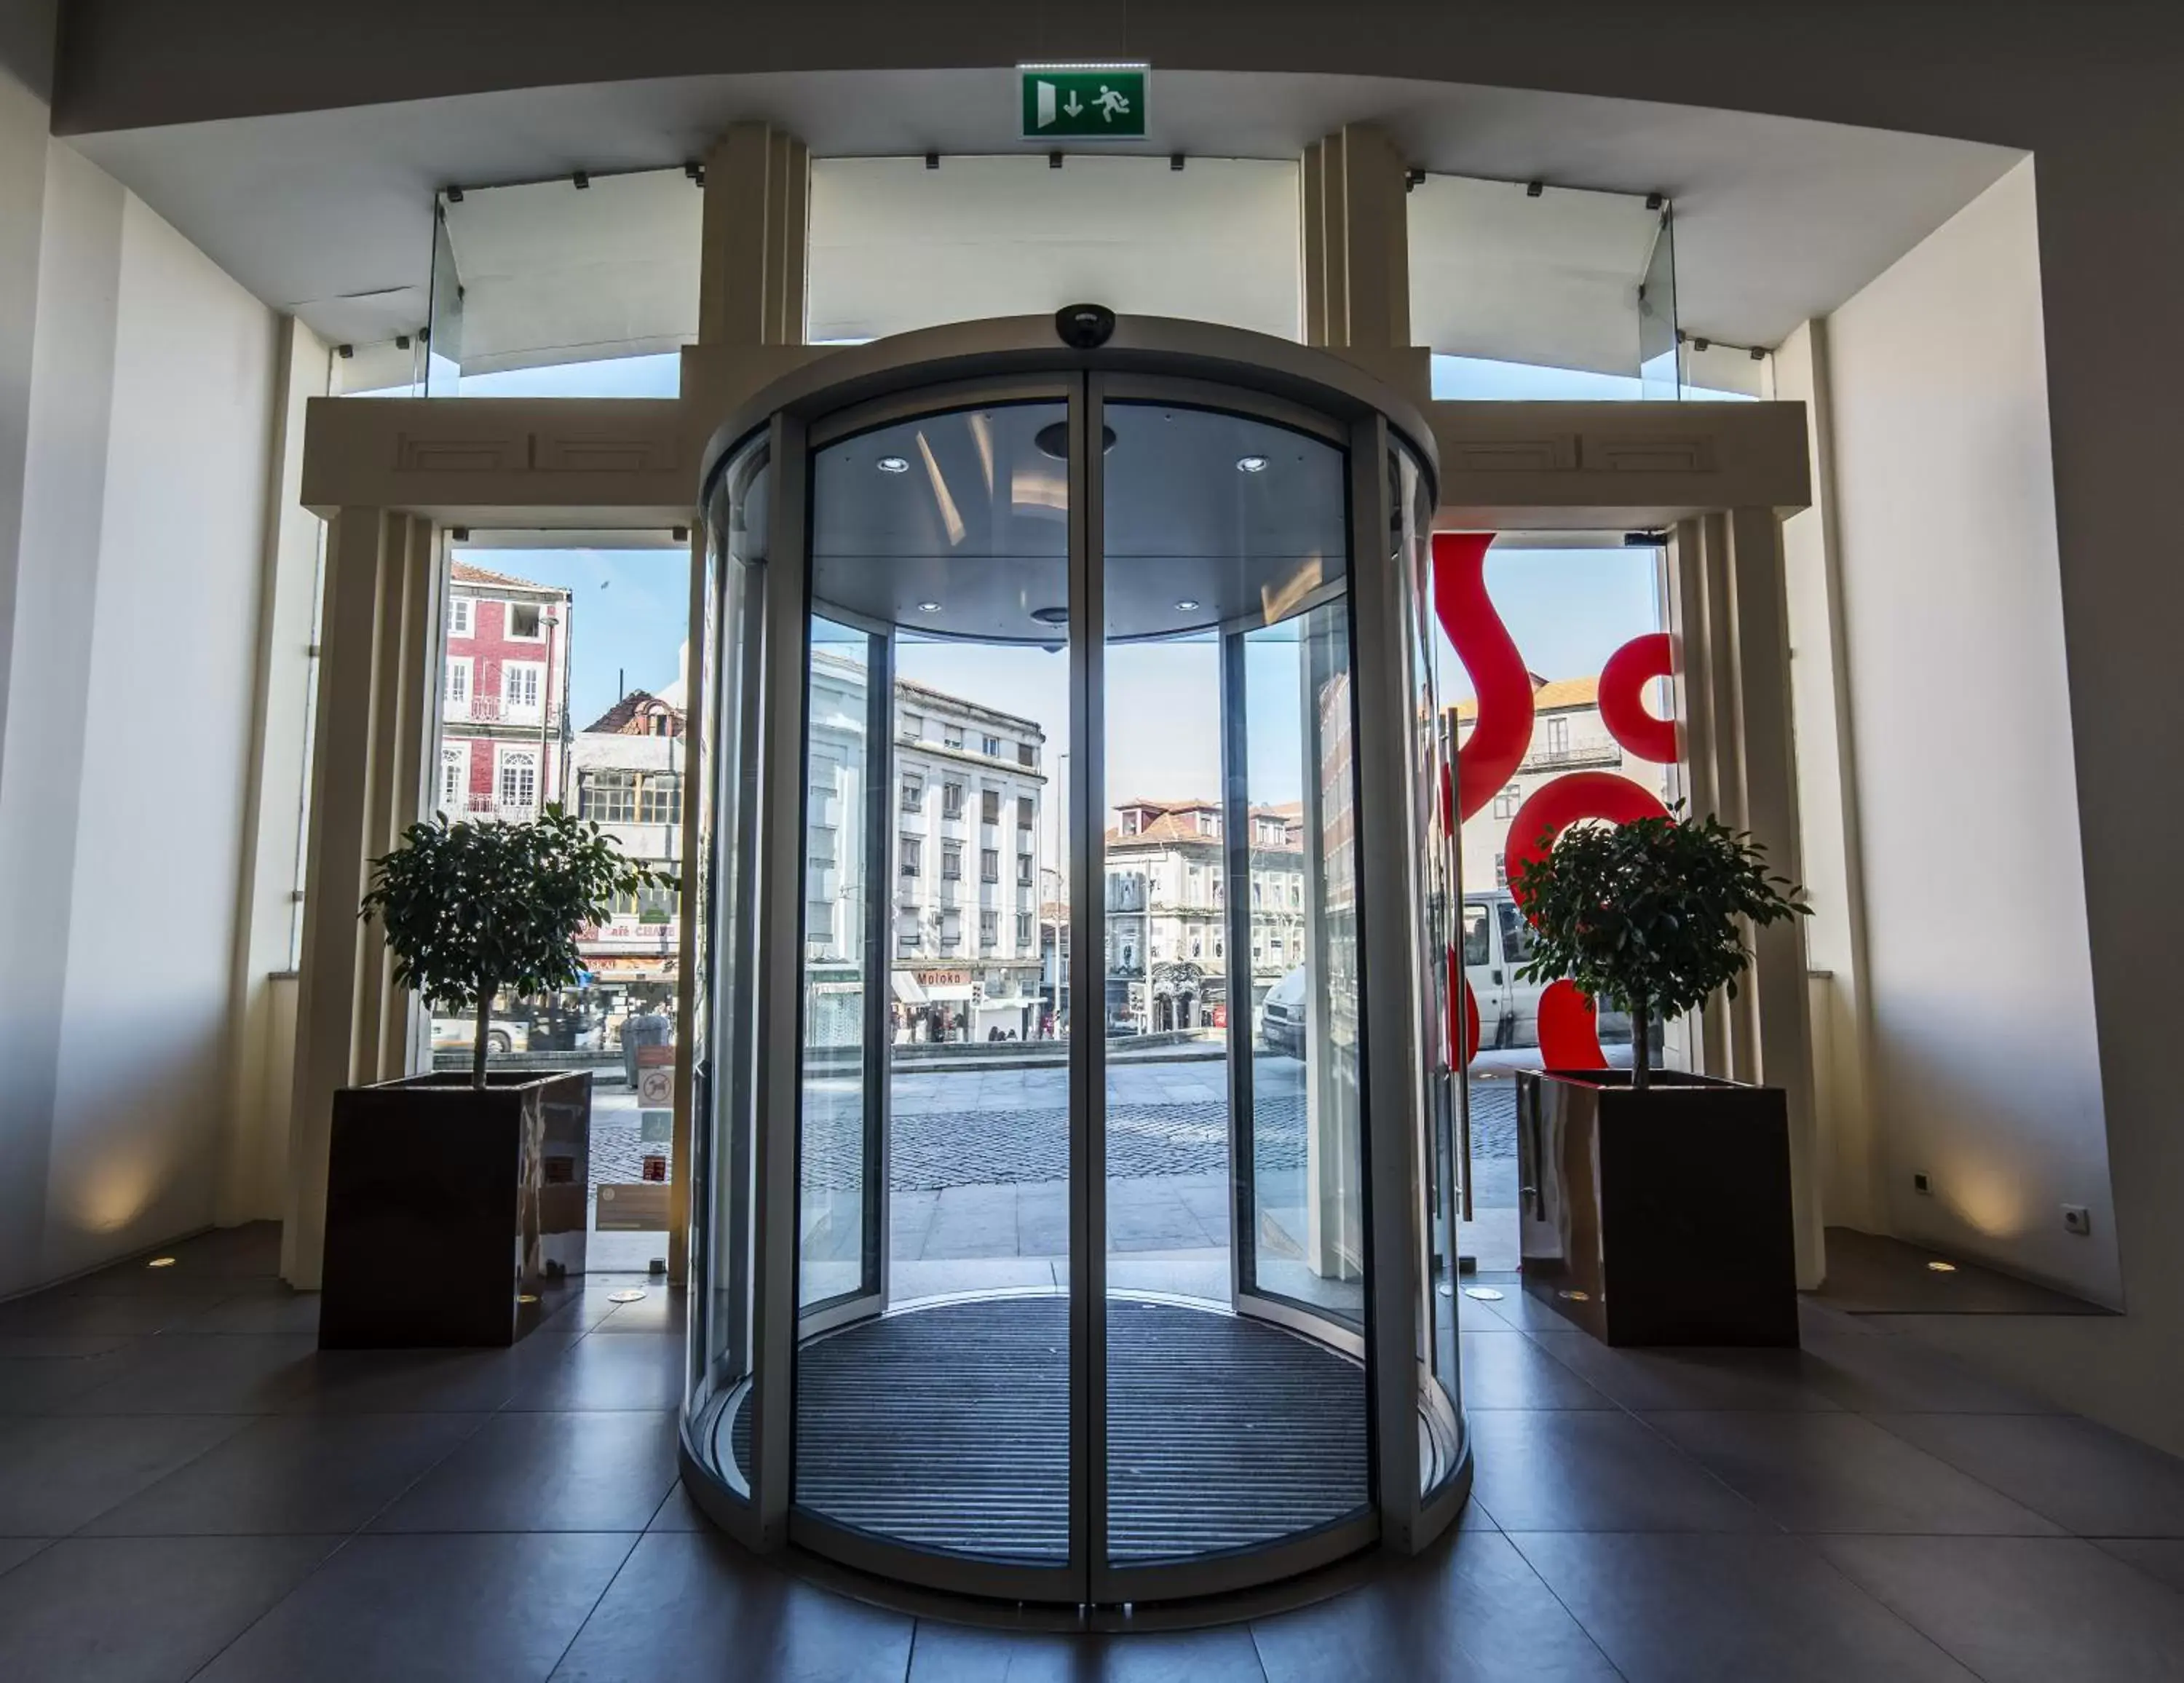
left=1101, top=402, right=1369, bottom=1568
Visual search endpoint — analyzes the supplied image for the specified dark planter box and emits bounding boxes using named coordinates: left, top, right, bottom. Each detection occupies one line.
left=320, top=1070, right=591, bottom=1348
left=1516, top=1069, right=1797, bottom=1347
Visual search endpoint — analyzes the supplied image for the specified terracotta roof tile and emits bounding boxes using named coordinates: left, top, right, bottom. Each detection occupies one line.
left=1451, top=673, right=1601, bottom=723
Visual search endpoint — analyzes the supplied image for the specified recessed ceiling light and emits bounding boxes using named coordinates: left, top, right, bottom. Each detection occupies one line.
left=916, top=601, right=943, bottom=613
left=608, top=1288, right=649, bottom=1304
left=1926, top=1260, right=1958, bottom=1272
left=1463, top=1286, right=1506, bottom=1302
left=876, top=456, right=910, bottom=474
left=146, top=1256, right=177, bottom=1270
left=1174, top=598, right=1200, bottom=611
left=1030, top=605, right=1069, bottom=625
left=1236, top=454, right=1270, bottom=474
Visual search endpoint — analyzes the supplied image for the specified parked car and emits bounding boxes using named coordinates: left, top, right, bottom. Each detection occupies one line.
left=430, top=1013, right=529, bottom=1056
left=1259, top=965, right=1307, bottom=1058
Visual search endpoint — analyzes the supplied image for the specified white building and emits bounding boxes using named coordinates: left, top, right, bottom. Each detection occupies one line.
left=806, top=654, right=1048, bottom=1042
left=571, top=687, right=686, bottom=999
left=1104, top=798, right=1307, bottom=1034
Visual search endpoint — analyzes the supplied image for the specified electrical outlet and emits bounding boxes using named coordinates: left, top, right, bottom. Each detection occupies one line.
left=1912, top=1172, right=1932, bottom=1195
left=2062, top=1205, right=2092, bottom=1236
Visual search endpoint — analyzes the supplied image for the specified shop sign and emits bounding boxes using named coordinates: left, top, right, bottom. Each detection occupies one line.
left=598, top=1182, right=670, bottom=1231
left=914, top=969, right=971, bottom=989
left=1020, top=65, right=1147, bottom=140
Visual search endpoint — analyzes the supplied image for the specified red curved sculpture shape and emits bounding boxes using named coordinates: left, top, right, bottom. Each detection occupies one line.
left=1598, top=632, right=1678, bottom=764
left=1431, top=532, right=1533, bottom=823
left=1538, top=980, right=1607, bottom=1070
left=1448, top=953, right=1481, bottom=1065
left=1503, top=772, right=1670, bottom=908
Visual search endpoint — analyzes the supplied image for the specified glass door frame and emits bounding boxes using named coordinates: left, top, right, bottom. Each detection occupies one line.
left=687, top=317, right=1463, bottom=1608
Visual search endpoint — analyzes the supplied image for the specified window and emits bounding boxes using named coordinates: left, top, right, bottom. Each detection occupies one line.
left=1016, top=912, right=1032, bottom=946
left=1214, top=939, right=1223, bottom=959
left=638, top=773, right=681, bottom=825
left=899, top=915, right=922, bottom=952
left=981, top=788, right=1000, bottom=824
left=902, top=710, right=924, bottom=740
left=1018, top=742, right=1037, bottom=769
left=1259, top=817, right=1284, bottom=844
left=1544, top=715, right=1570, bottom=756
left=944, top=723, right=964, bottom=749
left=1120, top=809, right=1142, bottom=836
left=503, top=660, right=544, bottom=716
left=438, top=744, right=467, bottom=811
left=1492, top=785, right=1519, bottom=820
left=940, top=914, right=961, bottom=951
left=1123, top=943, right=1136, bottom=968
left=507, top=601, right=544, bottom=640
left=1016, top=795, right=1034, bottom=831
left=982, top=734, right=1001, bottom=757
left=1190, top=935, right=1202, bottom=959
left=581, top=769, right=636, bottom=822
left=1016, top=854, right=1033, bottom=886
left=1497, top=899, right=1535, bottom=965
left=1463, top=903, right=1492, bottom=966
left=942, top=842, right=962, bottom=879
left=980, top=909, right=997, bottom=947
left=942, top=781, right=964, bottom=819
left=901, top=772, right=923, bottom=812
left=1495, top=852, right=1508, bottom=887
left=497, top=750, right=538, bottom=811
left=981, top=848, right=1000, bottom=882
left=901, top=836, right=922, bottom=876
left=448, top=596, right=473, bottom=638
left=445, top=658, right=472, bottom=709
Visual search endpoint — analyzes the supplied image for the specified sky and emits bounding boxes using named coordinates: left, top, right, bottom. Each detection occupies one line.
left=436, top=349, right=1708, bottom=858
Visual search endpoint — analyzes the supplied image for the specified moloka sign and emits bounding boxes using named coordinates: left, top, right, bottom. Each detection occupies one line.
left=1020, top=64, right=1148, bottom=140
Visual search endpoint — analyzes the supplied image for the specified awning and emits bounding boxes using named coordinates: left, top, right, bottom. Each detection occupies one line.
left=890, top=972, right=928, bottom=1006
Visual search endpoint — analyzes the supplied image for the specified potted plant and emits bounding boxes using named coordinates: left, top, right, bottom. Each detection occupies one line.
left=1510, top=809, right=1809, bottom=1346
left=318, top=808, right=668, bottom=1348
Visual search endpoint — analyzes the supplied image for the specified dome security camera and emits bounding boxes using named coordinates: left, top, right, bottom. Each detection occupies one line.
left=1055, top=303, right=1117, bottom=349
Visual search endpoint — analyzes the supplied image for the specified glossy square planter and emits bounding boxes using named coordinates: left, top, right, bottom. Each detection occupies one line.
left=1516, top=1069, right=1797, bottom=1346
left=319, top=1070, right=591, bottom=1347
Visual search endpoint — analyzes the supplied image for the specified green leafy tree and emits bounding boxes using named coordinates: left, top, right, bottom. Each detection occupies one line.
left=1510, top=809, right=1809, bottom=1090
left=361, top=807, right=670, bottom=1088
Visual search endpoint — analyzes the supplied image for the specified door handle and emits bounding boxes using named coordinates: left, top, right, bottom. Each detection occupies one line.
left=1491, top=969, right=1503, bottom=985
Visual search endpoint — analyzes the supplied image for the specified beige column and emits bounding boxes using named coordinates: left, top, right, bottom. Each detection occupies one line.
left=700, top=123, right=810, bottom=349
left=281, top=507, right=435, bottom=1289
left=1301, top=125, right=1411, bottom=352
left=1666, top=508, right=1824, bottom=1287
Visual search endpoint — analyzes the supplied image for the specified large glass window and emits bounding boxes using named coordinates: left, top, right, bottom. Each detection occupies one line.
left=432, top=533, right=690, bottom=1268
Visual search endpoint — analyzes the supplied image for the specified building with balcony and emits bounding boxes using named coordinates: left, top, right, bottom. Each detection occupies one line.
left=1104, top=798, right=1307, bottom=1034
left=571, top=686, right=685, bottom=996
left=435, top=561, right=573, bottom=823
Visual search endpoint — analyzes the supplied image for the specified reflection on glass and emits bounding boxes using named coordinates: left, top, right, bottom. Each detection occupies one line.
left=1243, top=608, right=1365, bottom=1328
left=798, top=618, right=874, bottom=1310
left=1639, top=205, right=1679, bottom=401
left=696, top=441, right=768, bottom=1421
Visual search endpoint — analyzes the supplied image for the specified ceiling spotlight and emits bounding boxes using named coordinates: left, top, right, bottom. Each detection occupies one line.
left=1926, top=1260, right=1958, bottom=1273
left=876, top=456, right=911, bottom=474
left=1030, top=605, right=1069, bottom=625
left=1174, top=599, right=1200, bottom=612
left=146, top=1256, right=177, bottom=1270
left=1034, top=421, right=1117, bottom=459
left=916, top=601, right=943, bottom=614
left=1235, top=455, right=1270, bottom=474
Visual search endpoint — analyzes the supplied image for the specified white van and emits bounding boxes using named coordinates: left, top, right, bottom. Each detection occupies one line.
left=1463, top=890, right=1633, bottom=1050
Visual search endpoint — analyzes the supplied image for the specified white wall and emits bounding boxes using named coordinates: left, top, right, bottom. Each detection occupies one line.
left=1824, top=159, right=2118, bottom=1307
left=0, top=135, right=277, bottom=1294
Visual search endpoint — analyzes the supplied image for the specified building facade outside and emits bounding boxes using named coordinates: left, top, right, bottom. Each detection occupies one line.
left=1104, top=798, right=1307, bottom=1037
left=805, top=656, right=1049, bottom=1043
left=571, top=686, right=687, bottom=1018
left=435, top=561, right=573, bottom=823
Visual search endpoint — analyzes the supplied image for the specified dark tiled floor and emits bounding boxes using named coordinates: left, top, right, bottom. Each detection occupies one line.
left=0, top=1223, right=2181, bottom=1681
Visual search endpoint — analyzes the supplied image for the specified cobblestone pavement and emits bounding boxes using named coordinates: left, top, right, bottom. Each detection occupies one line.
left=588, top=1064, right=1520, bottom=1195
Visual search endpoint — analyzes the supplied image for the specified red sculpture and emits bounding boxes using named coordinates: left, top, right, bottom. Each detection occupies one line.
left=1503, top=771, right=1669, bottom=913
left=1537, top=980, right=1607, bottom=1070
left=1599, top=631, right=1678, bottom=764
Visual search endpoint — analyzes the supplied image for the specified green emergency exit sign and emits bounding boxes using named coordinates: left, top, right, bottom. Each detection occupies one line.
left=1020, top=65, right=1149, bottom=140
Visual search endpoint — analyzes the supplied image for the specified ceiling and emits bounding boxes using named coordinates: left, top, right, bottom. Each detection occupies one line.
left=64, top=66, right=2022, bottom=362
